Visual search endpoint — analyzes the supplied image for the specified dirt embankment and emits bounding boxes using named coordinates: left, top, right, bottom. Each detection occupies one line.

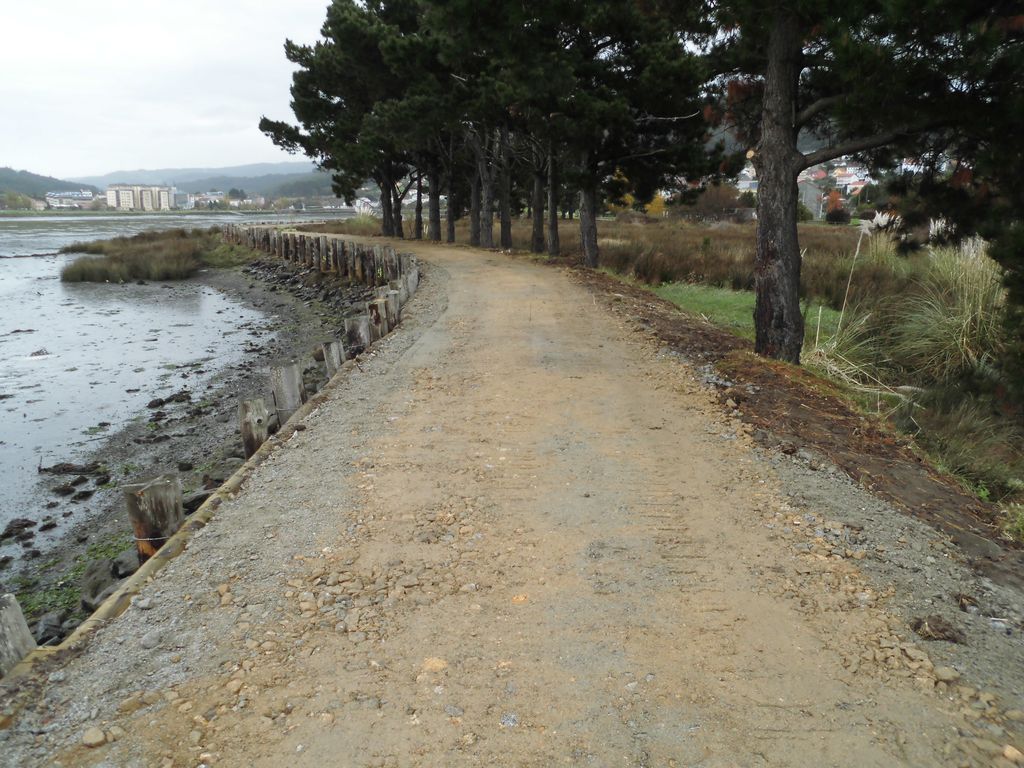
left=1, top=239, right=1022, bottom=768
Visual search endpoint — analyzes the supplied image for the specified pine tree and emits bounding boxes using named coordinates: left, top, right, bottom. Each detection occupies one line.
left=705, top=2, right=1023, bottom=363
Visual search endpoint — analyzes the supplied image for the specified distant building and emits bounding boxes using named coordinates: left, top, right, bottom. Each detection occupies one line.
left=45, top=190, right=94, bottom=209
left=105, top=184, right=175, bottom=211
left=188, top=191, right=225, bottom=208
left=736, top=166, right=758, bottom=193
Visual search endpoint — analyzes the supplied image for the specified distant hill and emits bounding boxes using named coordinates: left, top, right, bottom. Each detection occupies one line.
left=179, top=170, right=335, bottom=198
left=69, top=161, right=318, bottom=188
left=0, top=167, right=98, bottom=197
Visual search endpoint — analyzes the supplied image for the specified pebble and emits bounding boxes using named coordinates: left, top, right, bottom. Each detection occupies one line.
left=82, top=727, right=106, bottom=748
left=135, top=597, right=154, bottom=610
left=48, top=670, right=66, bottom=683
left=1004, top=745, right=1024, bottom=764
left=934, top=666, right=961, bottom=683
left=422, top=657, right=448, bottom=673
left=140, top=629, right=162, bottom=650
left=500, top=712, right=519, bottom=728
left=444, top=704, right=465, bottom=717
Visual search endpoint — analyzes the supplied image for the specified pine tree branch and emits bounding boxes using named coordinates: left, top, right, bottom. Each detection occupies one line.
left=800, top=121, right=944, bottom=169
left=794, top=95, right=844, bottom=128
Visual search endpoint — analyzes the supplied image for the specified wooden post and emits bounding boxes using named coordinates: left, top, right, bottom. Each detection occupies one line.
left=239, top=398, right=269, bottom=459
left=322, top=340, right=345, bottom=377
left=369, top=298, right=389, bottom=341
left=124, top=475, right=184, bottom=565
left=270, top=361, right=306, bottom=425
left=344, top=315, right=372, bottom=352
left=353, top=244, right=365, bottom=284
left=390, top=278, right=409, bottom=307
left=347, top=243, right=357, bottom=282
left=0, top=594, right=36, bottom=677
left=408, top=262, right=420, bottom=294
left=385, top=290, right=401, bottom=329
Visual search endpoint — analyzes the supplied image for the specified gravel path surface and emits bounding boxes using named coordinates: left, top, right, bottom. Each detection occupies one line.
left=2, top=240, right=1023, bottom=767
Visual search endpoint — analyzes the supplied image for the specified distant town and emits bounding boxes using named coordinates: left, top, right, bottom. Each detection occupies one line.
left=8, top=161, right=884, bottom=224
left=5, top=184, right=379, bottom=215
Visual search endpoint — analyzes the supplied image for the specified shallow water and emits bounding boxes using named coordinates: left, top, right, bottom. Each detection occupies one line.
left=0, top=212, right=345, bottom=548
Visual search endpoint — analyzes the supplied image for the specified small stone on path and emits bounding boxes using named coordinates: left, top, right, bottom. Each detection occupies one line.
left=140, top=629, right=162, bottom=650
left=82, top=727, right=106, bottom=748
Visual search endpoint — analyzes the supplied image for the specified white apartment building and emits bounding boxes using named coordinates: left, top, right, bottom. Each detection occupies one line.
left=105, top=184, right=175, bottom=211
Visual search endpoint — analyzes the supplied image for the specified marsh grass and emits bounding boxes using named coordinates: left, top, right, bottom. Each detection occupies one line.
left=806, top=240, right=1022, bottom=511
left=296, top=215, right=381, bottom=237
left=60, top=228, right=254, bottom=282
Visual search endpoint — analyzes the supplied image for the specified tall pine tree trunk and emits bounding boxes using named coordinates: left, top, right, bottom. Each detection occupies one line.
left=469, top=173, right=481, bottom=247
left=479, top=160, right=495, bottom=249
left=754, top=13, right=805, bottom=363
left=414, top=175, right=424, bottom=240
left=579, top=180, right=599, bottom=268
left=446, top=174, right=456, bottom=243
left=531, top=169, right=545, bottom=253
left=428, top=167, right=441, bottom=242
left=379, top=178, right=393, bottom=237
left=547, top=146, right=560, bottom=256
left=392, top=184, right=405, bottom=239
left=498, top=125, right=513, bottom=249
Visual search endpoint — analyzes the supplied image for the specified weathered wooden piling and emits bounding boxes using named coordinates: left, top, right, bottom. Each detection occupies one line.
left=0, top=594, right=36, bottom=678
left=390, top=278, right=409, bottom=307
left=270, top=362, right=306, bottom=425
left=322, top=340, right=345, bottom=377
left=368, top=298, right=389, bottom=341
left=385, top=290, right=401, bottom=329
left=239, top=398, right=270, bottom=459
left=124, top=475, right=185, bottom=565
left=344, top=315, right=372, bottom=352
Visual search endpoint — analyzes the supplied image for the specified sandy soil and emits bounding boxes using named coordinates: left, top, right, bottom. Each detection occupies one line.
left=2, top=240, right=1023, bottom=767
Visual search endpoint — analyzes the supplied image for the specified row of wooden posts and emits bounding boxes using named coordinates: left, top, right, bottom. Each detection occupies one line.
left=0, top=226, right=424, bottom=673
left=125, top=226, right=421, bottom=567
left=124, top=229, right=425, bottom=575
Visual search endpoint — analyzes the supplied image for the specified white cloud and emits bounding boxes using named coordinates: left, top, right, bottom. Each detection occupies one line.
left=0, top=0, right=329, bottom=177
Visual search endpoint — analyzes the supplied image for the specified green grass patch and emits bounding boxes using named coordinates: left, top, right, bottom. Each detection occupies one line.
left=60, top=227, right=256, bottom=282
left=651, top=281, right=841, bottom=347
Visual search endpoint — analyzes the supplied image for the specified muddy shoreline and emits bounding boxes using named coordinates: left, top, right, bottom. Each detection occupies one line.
left=0, top=254, right=373, bottom=643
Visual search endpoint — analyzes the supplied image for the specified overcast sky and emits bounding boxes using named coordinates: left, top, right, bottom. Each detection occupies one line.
left=1, top=1, right=330, bottom=179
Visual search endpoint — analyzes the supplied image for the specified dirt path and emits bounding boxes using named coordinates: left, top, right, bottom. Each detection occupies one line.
left=4, top=241, right=1022, bottom=767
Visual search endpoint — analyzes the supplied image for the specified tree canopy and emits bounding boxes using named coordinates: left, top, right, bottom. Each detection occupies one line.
left=262, top=0, right=1022, bottom=372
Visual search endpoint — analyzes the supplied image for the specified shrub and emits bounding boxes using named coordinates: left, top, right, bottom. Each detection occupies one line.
left=825, top=207, right=851, bottom=225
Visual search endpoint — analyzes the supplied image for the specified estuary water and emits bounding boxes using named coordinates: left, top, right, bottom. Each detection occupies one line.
left=0, top=212, right=343, bottom=543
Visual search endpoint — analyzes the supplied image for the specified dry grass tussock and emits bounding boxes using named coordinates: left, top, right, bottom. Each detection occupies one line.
left=806, top=238, right=1021, bottom=509
left=296, top=215, right=380, bottom=237
left=60, top=228, right=252, bottom=282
